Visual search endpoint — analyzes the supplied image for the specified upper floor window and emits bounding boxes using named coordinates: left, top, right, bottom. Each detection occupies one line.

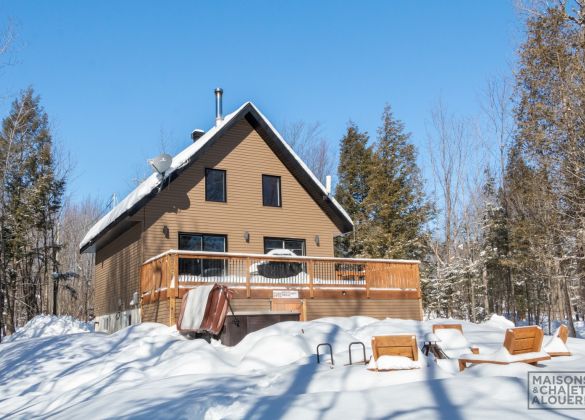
left=205, top=168, right=226, bottom=202
left=262, top=175, right=281, bottom=207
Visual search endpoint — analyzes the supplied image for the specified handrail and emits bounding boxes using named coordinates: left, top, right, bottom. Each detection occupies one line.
left=143, top=249, right=421, bottom=265
left=140, top=250, right=421, bottom=309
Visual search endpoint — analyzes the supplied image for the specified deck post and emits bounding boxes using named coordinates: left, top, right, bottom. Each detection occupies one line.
left=365, top=263, right=370, bottom=299
left=150, top=261, right=156, bottom=303
left=245, top=257, right=251, bottom=298
left=308, top=260, right=315, bottom=298
left=414, top=264, right=423, bottom=320
left=168, top=254, right=177, bottom=326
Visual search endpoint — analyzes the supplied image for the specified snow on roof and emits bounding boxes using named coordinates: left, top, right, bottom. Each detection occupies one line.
left=80, top=102, right=353, bottom=252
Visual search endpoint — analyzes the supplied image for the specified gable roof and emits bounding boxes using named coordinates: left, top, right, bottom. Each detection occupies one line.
left=80, top=102, right=353, bottom=253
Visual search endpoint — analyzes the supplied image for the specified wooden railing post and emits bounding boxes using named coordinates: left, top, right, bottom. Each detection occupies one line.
left=150, top=261, right=156, bottom=303
left=245, top=257, right=251, bottom=298
left=175, top=253, right=179, bottom=297
left=308, top=260, right=314, bottom=298
left=167, top=254, right=177, bottom=327
left=365, top=263, right=370, bottom=299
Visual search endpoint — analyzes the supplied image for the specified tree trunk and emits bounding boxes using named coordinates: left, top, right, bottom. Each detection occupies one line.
left=470, top=276, right=476, bottom=322
left=562, top=277, right=576, bottom=337
left=52, top=278, right=58, bottom=316
left=508, top=268, right=516, bottom=323
left=5, top=284, right=16, bottom=334
left=482, top=266, right=490, bottom=316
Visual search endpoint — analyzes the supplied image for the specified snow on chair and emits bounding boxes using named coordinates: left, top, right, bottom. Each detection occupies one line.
left=543, top=324, right=571, bottom=357
left=458, top=325, right=550, bottom=371
left=432, top=324, right=479, bottom=359
left=368, top=335, right=422, bottom=371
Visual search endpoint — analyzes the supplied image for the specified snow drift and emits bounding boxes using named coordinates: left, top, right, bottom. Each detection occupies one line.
left=1, top=316, right=583, bottom=419
left=2, top=315, right=93, bottom=343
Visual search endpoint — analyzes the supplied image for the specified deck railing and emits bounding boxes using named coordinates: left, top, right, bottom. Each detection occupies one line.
left=140, top=250, right=421, bottom=304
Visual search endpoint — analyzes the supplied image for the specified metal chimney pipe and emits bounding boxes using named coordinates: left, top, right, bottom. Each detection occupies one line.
left=215, top=87, right=223, bottom=127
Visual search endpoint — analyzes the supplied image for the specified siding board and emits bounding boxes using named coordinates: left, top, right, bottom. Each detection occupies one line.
left=306, top=299, right=422, bottom=321
left=94, top=223, right=142, bottom=316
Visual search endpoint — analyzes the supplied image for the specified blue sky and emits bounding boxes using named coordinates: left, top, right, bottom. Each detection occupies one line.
left=0, top=1, right=519, bottom=206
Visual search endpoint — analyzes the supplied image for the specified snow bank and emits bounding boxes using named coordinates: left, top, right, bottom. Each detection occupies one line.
left=543, top=336, right=570, bottom=354
left=3, top=315, right=93, bottom=343
left=1, top=316, right=583, bottom=419
left=367, top=355, right=422, bottom=371
left=482, top=313, right=515, bottom=330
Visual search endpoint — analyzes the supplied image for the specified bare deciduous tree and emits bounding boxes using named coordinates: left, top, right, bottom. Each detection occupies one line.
left=281, top=121, right=335, bottom=184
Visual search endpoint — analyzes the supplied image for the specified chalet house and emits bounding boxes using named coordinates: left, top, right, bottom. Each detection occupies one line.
left=80, top=89, right=422, bottom=335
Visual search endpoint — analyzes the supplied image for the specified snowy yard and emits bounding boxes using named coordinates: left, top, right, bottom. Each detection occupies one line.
left=1, top=316, right=584, bottom=419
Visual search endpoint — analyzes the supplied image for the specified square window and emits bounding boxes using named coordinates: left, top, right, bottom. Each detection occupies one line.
left=262, top=175, right=281, bottom=207
left=205, top=168, right=226, bottom=202
left=178, top=233, right=227, bottom=276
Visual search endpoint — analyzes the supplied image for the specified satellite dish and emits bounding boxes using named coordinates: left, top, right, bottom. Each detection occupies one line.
left=148, top=153, right=172, bottom=175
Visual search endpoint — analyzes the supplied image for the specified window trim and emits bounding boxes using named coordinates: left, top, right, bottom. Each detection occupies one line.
left=178, top=232, right=228, bottom=252
left=262, top=174, right=282, bottom=207
left=263, top=237, right=306, bottom=256
left=205, top=168, right=227, bottom=203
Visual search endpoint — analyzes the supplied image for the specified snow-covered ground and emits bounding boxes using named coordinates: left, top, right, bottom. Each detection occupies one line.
left=2, top=314, right=93, bottom=343
left=1, top=315, right=583, bottom=419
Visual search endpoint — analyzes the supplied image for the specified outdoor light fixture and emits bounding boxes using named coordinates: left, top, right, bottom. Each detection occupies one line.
left=244, top=231, right=250, bottom=243
left=162, top=225, right=170, bottom=238
left=314, top=235, right=320, bottom=246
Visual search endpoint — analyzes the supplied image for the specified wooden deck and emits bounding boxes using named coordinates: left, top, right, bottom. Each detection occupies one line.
left=140, top=250, right=422, bottom=325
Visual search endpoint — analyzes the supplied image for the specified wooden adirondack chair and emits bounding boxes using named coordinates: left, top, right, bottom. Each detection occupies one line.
left=458, top=325, right=550, bottom=371
left=432, top=324, right=479, bottom=356
left=544, top=324, right=571, bottom=357
left=370, top=335, right=419, bottom=371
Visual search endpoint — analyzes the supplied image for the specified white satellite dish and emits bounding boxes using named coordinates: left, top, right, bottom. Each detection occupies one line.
left=148, top=154, right=172, bottom=175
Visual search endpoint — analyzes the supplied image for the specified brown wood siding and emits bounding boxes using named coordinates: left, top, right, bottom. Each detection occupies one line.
left=171, top=298, right=271, bottom=316
left=145, top=297, right=421, bottom=326
left=141, top=119, right=340, bottom=260
left=141, top=300, right=169, bottom=324
left=94, top=223, right=142, bottom=316
left=229, top=298, right=272, bottom=312
left=305, top=299, right=422, bottom=321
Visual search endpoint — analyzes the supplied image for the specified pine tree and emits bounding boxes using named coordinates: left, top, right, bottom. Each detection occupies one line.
left=363, top=105, right=431, bottom=259
left=0, top=88, right=65, bottom=336
left=480, top=169, right=510, bottom=317
left=334, top=123, right=373, bottom=256
left=513, top=2, right=584, bottom=334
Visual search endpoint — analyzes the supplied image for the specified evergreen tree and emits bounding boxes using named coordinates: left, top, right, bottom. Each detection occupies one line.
left=363, top=105, right=431, bottom=259
left=0, top=88, right=65, bottom=336
left=334, top=123, right=372, bottom=256
left=480, top=169, right=510, bottom=317
left=513, top=1, right=584, bottom=334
